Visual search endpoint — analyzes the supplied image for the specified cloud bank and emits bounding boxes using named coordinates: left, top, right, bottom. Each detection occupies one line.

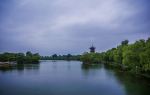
left=0, top=0, right=150, bottom=55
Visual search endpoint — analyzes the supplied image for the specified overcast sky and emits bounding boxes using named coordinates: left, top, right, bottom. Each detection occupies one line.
left=0, top=0, right=150, bottom=55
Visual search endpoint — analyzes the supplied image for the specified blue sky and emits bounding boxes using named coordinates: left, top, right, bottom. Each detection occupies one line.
left=0, top=0, right=150, bottom=55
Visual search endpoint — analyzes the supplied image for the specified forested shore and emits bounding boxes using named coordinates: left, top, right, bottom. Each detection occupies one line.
left=81, top=38, right=150, bottom=77
left=1, top=38, right=150, bottom=77
left=0, top=51, right=40, bottom=64
left=40, top=54, right=81, bottom=60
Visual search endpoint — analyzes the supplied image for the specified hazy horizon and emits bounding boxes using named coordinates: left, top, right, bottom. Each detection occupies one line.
left=0, top=0, right=150, bottom=55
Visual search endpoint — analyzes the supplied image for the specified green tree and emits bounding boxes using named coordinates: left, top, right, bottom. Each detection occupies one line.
left=26, top=51, right=32, bottom=57
left=32, top=53, right=40, bottom=63
left=139, top=38, right=150, bottom=72
left=121, top=40, right=129, bottom=46
left=16, top=53, right=25, bottom=64
left=52, top=54, right=57, bottom=60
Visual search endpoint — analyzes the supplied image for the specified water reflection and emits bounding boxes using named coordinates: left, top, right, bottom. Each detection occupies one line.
left=0, top=61, right=150, bottom=95
left=81, top=64, right=102, bottom=76
left=81, top=64, right=102, bottom=70
left=0, top=63, right=40, bottom=72
left=104, top=64, right=150, bottom=95
left=81, top=63, right=150, bottom=95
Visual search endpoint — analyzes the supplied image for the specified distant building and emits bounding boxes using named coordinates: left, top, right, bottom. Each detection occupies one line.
left=89, top=44, right=96, bottom=53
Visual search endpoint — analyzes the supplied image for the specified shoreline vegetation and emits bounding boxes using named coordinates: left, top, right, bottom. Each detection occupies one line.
left=40, top=54, right=81, bottom=61
left=0, top=38, right=150, bottom=78
left=81, top=37, right=150, bottom=78
left=0, top=51, right=40, bottom=68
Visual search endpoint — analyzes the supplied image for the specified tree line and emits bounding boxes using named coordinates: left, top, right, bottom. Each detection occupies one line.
left=0, top=51, right=40, bottom=64
left=41, top=54, right=81, bottom=60
left=81, top=38, right=150, bottom=74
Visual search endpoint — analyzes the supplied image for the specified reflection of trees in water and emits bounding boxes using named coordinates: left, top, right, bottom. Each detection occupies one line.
left=0, top=63, right=40, bottom=72
left=81, top=63, right=150, bottom=95
left=81, top=63, right=103, bottom=77
left=81, top=63, right=102, bottom=70
left=103, top=64, right=150, bottom=95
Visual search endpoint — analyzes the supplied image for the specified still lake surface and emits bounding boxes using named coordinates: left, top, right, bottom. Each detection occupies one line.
left=0, top=60, right=150, bottom=95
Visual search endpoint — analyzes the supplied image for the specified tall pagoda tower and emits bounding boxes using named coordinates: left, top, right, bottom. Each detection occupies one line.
left=89, top=44, right=96, bottom=53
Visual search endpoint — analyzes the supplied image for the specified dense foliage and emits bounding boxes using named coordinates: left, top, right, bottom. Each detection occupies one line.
left=41, top=54, right=81, bottom=60
left=81, top=38, right=150, bottom=74
left=0, top=51, right=40, bottom=64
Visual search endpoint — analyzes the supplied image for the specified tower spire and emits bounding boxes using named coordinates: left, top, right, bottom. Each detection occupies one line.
left=89, top=43, right=95, bottom=53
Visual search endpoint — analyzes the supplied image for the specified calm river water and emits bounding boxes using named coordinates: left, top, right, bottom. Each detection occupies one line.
left=0, top=60, right=150, bottom=95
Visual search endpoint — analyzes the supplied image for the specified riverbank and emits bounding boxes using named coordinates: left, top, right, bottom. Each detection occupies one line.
left=81, top=38, right=150, bottom=79
left=103, top=63, right=150, bottom=79
left=82, top=61, right=150, bottom=79
left=0, top=62, right=17, bottom=68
